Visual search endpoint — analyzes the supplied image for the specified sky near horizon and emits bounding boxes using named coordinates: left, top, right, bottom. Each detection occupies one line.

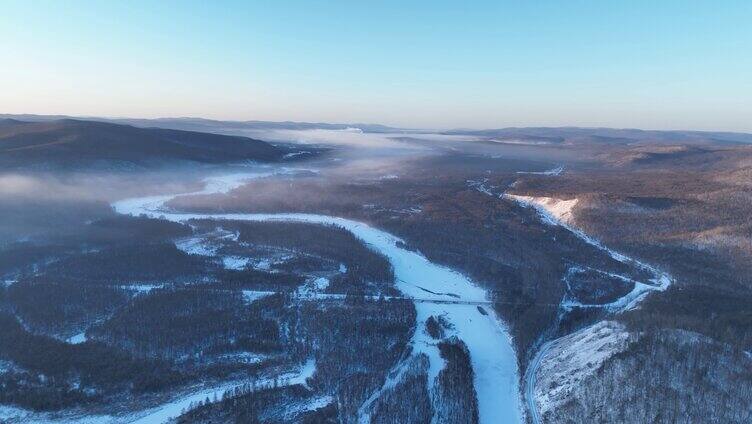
left=1, top=1, right=750, bottom=131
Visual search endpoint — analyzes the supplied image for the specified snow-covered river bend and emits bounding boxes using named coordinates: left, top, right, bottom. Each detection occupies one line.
left=113, top=169, right=523, bottom=423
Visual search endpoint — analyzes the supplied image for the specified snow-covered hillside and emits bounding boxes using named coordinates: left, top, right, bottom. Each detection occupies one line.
left=534, top=321, right=631, bottom=419
left=505, top=194, right=579, bottom=226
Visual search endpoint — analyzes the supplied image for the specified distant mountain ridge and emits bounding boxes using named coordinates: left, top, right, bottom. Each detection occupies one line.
left=0, top=118, right=286, bottom=170
left=0, top=114, right=402, bottom=134
left=2, top=114, right=751, bottom=145
left=443, top=126, right=752, bottom=145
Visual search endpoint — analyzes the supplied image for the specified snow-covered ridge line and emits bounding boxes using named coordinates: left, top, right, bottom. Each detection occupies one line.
left=111, top=169, right=523, bottom=424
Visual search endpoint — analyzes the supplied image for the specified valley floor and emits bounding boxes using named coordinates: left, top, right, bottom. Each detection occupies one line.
left=112, top=169, right=523, bottom=423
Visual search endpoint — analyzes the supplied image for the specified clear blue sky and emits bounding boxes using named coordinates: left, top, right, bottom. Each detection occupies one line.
left=1, top=1, right=750, bottom=130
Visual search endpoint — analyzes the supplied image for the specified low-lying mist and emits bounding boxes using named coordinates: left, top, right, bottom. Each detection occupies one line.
left=0, top=169, right=205, bottom=245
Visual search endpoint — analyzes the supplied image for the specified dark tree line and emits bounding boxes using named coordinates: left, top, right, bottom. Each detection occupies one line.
left=432, top=338, right=479, bottom=424
left=43, top=242, right=213, bottom=283
left=1, top=279, right=129, bottom=336
left=89, top=288, right=282, bottom=359
left=212, top=268, right=304, bottom=292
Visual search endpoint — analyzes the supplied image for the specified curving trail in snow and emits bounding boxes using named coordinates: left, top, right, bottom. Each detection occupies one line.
left=524, top=341, right=552, bottom=424
left=112, top=170, right=523, bottom=424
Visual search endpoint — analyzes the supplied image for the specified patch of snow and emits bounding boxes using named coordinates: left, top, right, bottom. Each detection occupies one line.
left=252, top=258, right=272, bottom=270
left=339, top=263, right=347, bottom=273
left=283, top=151, right=309, bottom=159
left=467, top=178, right=499, bottom=198
left=391, top=206, right=422, bottom=214
left=67, top=332, right=87, bottom=345
left=296, top=277, right=330, bottom=295
left=0, top=405, right=34, bottom=422
left=314, top=277, right=330, bottom=291
left=0, top=360, right=18, bottom=374
left=242, top=290, right=275, bottom=304
left=406, top=206, right=422, bottom=214
left=295, top=292, right=349, bottom=301
left=247, top=253, right=294, bottom=272
left=174, top=236, right=219, bottom=257
left=120, top=284, right=162, bottom=294
left=217, top=352, right=267, bottom=364
left=175, top=228, right=239, bottom=258
left=292, top=359, right=317, bottom=388
left=506, top=194, right=578, bottom=225
left=516, top=165, right=564, bottom=176
left=363, top=204, right=423, bottom=215
left=221, top=256, right=251, bottom=270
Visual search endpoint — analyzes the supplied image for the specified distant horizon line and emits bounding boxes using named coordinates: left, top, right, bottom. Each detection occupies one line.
left=2, top=112, right=751, bottom=136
